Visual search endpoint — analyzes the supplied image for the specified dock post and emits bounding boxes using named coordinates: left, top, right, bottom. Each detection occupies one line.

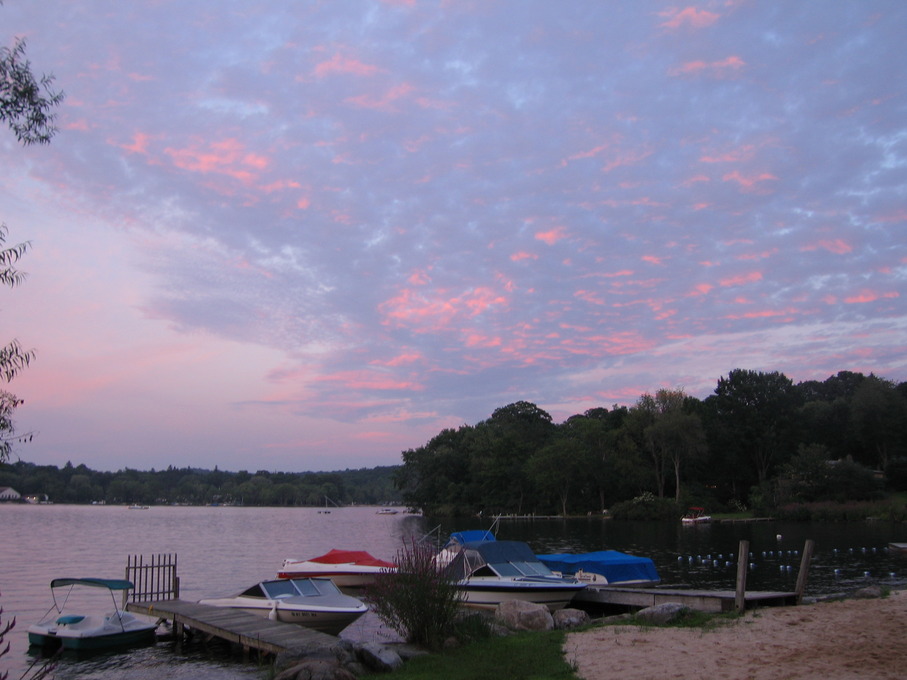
left=735, top=539, right=749, bottom=612
left=795, top=539, right=815, bottom=604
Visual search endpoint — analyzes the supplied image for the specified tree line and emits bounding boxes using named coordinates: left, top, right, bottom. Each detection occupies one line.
left=0, top=461, right=402, bottom=507
left=396, top=369, right=907, bottom=518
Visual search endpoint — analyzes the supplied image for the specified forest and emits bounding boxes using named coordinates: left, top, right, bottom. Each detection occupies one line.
left=396, top=369, right=907, bottom=519
left=0, top=462, right=401, bottom=507
left=2, top=369, right=906, bottom=518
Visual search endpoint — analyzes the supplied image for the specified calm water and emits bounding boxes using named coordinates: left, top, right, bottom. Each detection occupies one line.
left=2, top=505, right=905, bottom=678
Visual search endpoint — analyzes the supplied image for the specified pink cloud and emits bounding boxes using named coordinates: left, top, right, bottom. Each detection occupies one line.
left=720, top=271, right=763, bottom=286
left=800, top=239, right=853, bottom=254
left=575, top=289, right=605, bottom=305
left=314, top=53, right=381, bottom=78
left=371, top=352, right=423, bottom=367
left=602, top=149, right=653, bottom=172
left=510, top=251, right=538, bottom=261
left=316, top=370, right=423, bottom=391
left=689, top=283, right=713, bottom=296
left=700, top=145, right=755, bottom=163
left=535, top=227, right=567, bottom=245
left=379, top=285, right=509, bottom=330
left=164, top=138, right=269, bottom=182
left=464, top=333, right=502, bottom=348
left=642, top=255, right=663, bottom=265
left=119, top=132, right=152, bottom=154
left=346, top=82, right=414, bottom=111
left=722, top=170, right=778, bottom=191
left=725, top=307, right=798, bottom=320
left=659, top=7, right=720, bottom=29
left=844, top=290, right=899, bottom=304
left=736, top=248, right=778, bottom=261
left=669, top=56, right=745, bottom=77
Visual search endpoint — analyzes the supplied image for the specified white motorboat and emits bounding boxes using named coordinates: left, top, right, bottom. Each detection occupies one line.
left=199, top=577, right=368, bottom=635
left=442, top=540, right=586, bottom=611
left=27, top=578, right=157, bottom=651
left=277, top=549, right=396, bottom=590
left=681, top=507, right=712, bottom=524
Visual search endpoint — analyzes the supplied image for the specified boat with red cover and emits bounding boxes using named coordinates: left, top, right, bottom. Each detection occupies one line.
left=277, top=549, right=396, bottom=591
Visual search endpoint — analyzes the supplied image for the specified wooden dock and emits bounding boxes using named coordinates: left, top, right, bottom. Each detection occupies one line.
left=574, top=585, right=799, bottom=613
left=126, top=599, right=340, bottom=657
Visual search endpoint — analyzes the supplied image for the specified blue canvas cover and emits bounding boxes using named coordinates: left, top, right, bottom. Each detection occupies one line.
left=537, top=550, right=660, bottom=584
left=445, top=529, right=496, bottom=547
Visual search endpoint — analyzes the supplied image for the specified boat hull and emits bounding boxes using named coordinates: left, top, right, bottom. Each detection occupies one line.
left=456, top=578, right=586, bottom=611
left=200, top=601, right=366, bottom=635
left=27, top=618, right=157, bottom=651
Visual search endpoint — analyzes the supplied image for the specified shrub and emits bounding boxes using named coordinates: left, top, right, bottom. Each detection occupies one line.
left=365, top=538, right=462, bottom=650
left=610, top=492, right=681, bottom=520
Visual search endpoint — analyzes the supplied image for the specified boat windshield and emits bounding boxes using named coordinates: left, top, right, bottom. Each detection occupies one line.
left=489, top=560, right=555, bottom=578
left=262, top=580, right=299, bottom=599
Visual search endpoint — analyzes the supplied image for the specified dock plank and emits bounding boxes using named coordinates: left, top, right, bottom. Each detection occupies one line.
left=574, top=586, right=798, bottom=613
left=126, top=599, right=340, bottom=656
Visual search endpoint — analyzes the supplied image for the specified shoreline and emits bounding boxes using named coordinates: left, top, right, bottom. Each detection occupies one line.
left=566, top=588, right=906, bottom=680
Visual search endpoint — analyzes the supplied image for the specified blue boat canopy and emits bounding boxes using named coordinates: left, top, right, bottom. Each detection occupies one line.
left=445, top=529, right=496, bottom=547
left=50, top=578, right=135, bottom=590
left=537, top=551, right=660, bottom=585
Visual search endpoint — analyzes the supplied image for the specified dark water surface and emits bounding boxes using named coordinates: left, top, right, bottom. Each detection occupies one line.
left=2, top=505, right=905, bottom=678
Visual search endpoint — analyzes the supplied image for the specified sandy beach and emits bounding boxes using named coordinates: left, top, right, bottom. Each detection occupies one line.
left=565, top=589, right=906, bottom=680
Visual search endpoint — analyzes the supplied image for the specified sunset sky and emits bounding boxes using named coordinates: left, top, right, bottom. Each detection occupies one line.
left=1, top=1, right=905, bottom=473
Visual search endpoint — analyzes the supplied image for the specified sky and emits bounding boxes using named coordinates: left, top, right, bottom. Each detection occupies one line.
left=1, top=1, right=905, bottom=473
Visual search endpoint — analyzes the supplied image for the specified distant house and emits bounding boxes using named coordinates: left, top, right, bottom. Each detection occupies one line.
left=0, top=486, right=22, bottom=502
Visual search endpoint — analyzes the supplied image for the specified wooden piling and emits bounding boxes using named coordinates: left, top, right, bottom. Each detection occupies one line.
left=735, top=539, right=749, bottom=612
left=795, top=539, right=815, bottom=604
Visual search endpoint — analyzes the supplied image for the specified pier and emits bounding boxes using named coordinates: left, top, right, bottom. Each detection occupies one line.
left=574, top=585, right=798, bottom=613
left=123, top=553, right=340, bottom=658
left=125, top=599, right=339, bottom=657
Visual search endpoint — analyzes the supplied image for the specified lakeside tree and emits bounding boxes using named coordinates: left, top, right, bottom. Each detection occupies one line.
left=0, top=13, right=64, bottom=462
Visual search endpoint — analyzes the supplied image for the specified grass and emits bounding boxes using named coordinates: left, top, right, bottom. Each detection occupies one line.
left=360, top=629, right=582, bottom=680
left=358, top=609, right=745, bottom=680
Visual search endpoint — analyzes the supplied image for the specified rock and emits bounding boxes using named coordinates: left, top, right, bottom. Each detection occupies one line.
left=495, top=600, right=554, bottom=631
left=273, top=660, right=357, bottom=680
left=634, top=602, right=689, bottom=625
left=356, top=641, right=404, bottom=672
left=853, top=585, right=884, bottom=599
left=553, top=607, right=590, bottom=630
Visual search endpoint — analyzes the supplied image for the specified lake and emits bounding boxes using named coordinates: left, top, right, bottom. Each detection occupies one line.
left=2, top=505, right=905, bottom=678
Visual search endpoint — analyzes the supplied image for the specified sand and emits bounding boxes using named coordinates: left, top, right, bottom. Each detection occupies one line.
left=565, top=589, right=906, bottom=680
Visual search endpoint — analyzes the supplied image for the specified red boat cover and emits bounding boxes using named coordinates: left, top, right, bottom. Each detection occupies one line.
left=308, top=549, right=396, bottom=568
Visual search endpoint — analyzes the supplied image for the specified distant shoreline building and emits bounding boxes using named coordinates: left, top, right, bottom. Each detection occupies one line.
left=0, top=486, right=22, bottom=502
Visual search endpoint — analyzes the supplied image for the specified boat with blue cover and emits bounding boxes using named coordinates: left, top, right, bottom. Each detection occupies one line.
left=536, top=550, right=661, bottom=586
left=27, top=578, right=157, bottom=651
left=441, top=539, right=587, bottom=611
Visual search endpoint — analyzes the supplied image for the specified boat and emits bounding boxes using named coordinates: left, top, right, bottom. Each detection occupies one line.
left=433, top=529, right=497, bottom=569
left=198, top=577, right=368, bottom=635
left=681, top=507, right=712, bottom=524
left=27, top=578, right=158, bottom=651
left=277, top=549, right=397, bottom=590
left=441, top=540, right=587, bottom=611
left=537, top=550, right=661, bottom=586
left=375, top=508, right=399, bottom=515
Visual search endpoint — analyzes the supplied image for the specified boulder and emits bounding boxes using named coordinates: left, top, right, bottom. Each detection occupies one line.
left=853, top=585, right=884, bottom=599
left=634, top=602, right=689, bottom=625
left=553, top=607, right=590, bottom=630
left=273, top=659, right=357, bottom=680
left=356, top=641, right=404, bottom=672
left=495, top=600, right=554, bottom=631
